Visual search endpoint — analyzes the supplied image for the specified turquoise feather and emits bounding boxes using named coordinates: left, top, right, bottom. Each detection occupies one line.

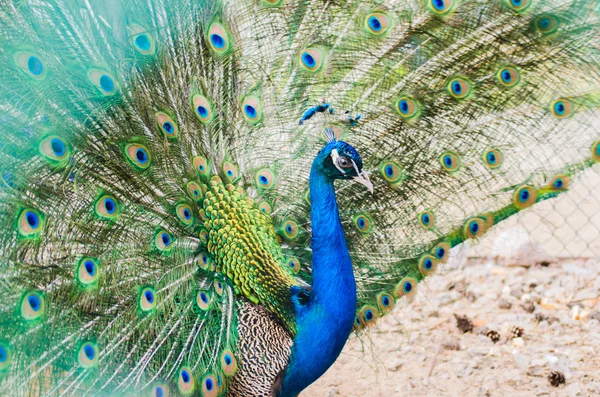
left=0, top=0, right=599, bottom=396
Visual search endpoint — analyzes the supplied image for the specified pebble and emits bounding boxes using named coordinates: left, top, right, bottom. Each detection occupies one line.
left=468, top=347, right=490, bottom=356
left=521, top=301, right=536, bottom=313
left=386, top=358, right=404, bottom=372
left=498, top=299, right=512, bottom=310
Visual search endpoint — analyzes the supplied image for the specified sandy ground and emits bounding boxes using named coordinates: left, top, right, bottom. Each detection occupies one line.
left=305, top=256, right=600, bottom=397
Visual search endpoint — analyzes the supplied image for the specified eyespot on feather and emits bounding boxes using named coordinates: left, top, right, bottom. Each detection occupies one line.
left=418, top=210, right=435, bottom=229
left=196, top=290, right=212, bottom=311
left=353, top=212, right=373, bottom=234
left=192, top=95, right=214, bottom=124
left=186, top=181, right=204, bottom=201
left=287, top=257, right=301, bottom=274
left=548, top=174, right=569, bottom=191
left=483, top=148, right=503, bottom=169
left=257, top=201, right=273, bottom=214
left=0, top=342, right=11, bottom=371
left=299, top=47, right=325, bottom=72
left=447, top=76, right=473, bottom=100
left=129, top=24, right=156, bottom=55
left=193, top=156, right=211, bottom=179
left=592, top=140, right=600, bottom=163
left=432, top=242, right=450, bottom=263
left=496, top=67, right=521, bottom=88
left=197, top=252, right=213, bottom=271
left=376, top=292, right=395, bottom=313
left=280, top=218, right=300, bottom=241
left=353, top=315, right=365, bottom=331
left=220, top=350, right=238, bottom=376
left=513, top=185, right=537, bottom=210
left=154, top=230, right=174, bottom=252
left=550, top=99, right=573, bottom=119
left=255, top=168, right=275, bottom=189
left=365, top=12, right=391, bottom=35
left=419, top=254, right=438, bottom=276
left=178, top=367, right=195, bottom=395
left=394, top=96, right=421, bottom=121
left=439, top=151, right=461, bottom=173
left=87, top=69, right=118, bottom=96
left=395, top=277, right=417, bottom=300
left=504, top=0, right=532, bottom=12
left=124, top=143, right=151, bottom=170
left=241, top=96, right=263, bottom=124
left=201, top=373, right=219, bottom=397
left=95, top=194, right=120, bottom=220
left=176, top=204, right=194, bottom=226
left=222, top=162, right=239, bottom=183
left=156, top=112, right=178, bottom=139
left=151, top=384, right=170, bottom=397
left=358, top=305, right=379, bottom=326
left=208, top=22, right=231, bottom=55
left=13, top=51, right=46, bottom=79
left=464, top=217, right=485, bottom=239
left=77, top=342, right=98, bottom=368
left=139, top=287, right=157, bottom=312
left=427, top=0, right=456, bottom=15
left=77, top=258, right=100, bottom=286
left=379, top=160, right=404, bottom=185
left=534, top=14, right=559, bottom=35
left=39, top=136, right=70, bottom=163
left=19, top=291, right=45, bottom=321
left=214, top=279, right=224, bottom=296
left=17, top=208, right=44, bottom=237
left=198, top=228, right=209, bottom=244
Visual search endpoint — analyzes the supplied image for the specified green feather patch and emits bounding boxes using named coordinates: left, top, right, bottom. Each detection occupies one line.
left=94, top=194, right=120, bottom=220
left=76, top=257, right=100, bottom=287
left=124, top=143, right=151, bottom=170
left=17, top=208, right=44, bottom=238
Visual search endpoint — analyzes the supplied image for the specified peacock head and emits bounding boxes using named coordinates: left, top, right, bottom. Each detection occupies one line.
left=315, top=140, right=373, bottom=193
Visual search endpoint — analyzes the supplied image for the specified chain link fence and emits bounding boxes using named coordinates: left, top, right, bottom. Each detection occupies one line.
left=470, top=166, right=600, bottom=260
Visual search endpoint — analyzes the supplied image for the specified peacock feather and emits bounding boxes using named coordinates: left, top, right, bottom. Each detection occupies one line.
left=0, top=0, right=599, bottom=396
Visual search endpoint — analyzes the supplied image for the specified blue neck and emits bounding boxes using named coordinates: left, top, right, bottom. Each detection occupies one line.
left=279, top=160, right=357, bottom=397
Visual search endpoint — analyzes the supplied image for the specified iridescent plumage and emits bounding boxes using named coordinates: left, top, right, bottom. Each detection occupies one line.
left=0, top=0, right=599, bottom=396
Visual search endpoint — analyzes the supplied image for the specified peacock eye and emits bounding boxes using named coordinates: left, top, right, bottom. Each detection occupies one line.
left=337, top=156, right=352, bottom=169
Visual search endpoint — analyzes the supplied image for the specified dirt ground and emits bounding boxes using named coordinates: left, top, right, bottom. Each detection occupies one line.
left=305, top=249, right=600, bottom=396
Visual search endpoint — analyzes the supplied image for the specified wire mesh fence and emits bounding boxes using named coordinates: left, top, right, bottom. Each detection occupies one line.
left=470, top=166, right=600, bottom=260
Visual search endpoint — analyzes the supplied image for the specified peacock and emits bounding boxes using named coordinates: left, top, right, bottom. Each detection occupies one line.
left=0, top=0, right=599, bottom=395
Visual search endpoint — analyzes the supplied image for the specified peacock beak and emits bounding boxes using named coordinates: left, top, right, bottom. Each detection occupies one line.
left=353, top=171, right=373, bottom=194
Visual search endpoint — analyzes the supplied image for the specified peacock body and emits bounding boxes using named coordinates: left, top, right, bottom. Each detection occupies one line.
left=0, top=0, right=599, bottom=396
